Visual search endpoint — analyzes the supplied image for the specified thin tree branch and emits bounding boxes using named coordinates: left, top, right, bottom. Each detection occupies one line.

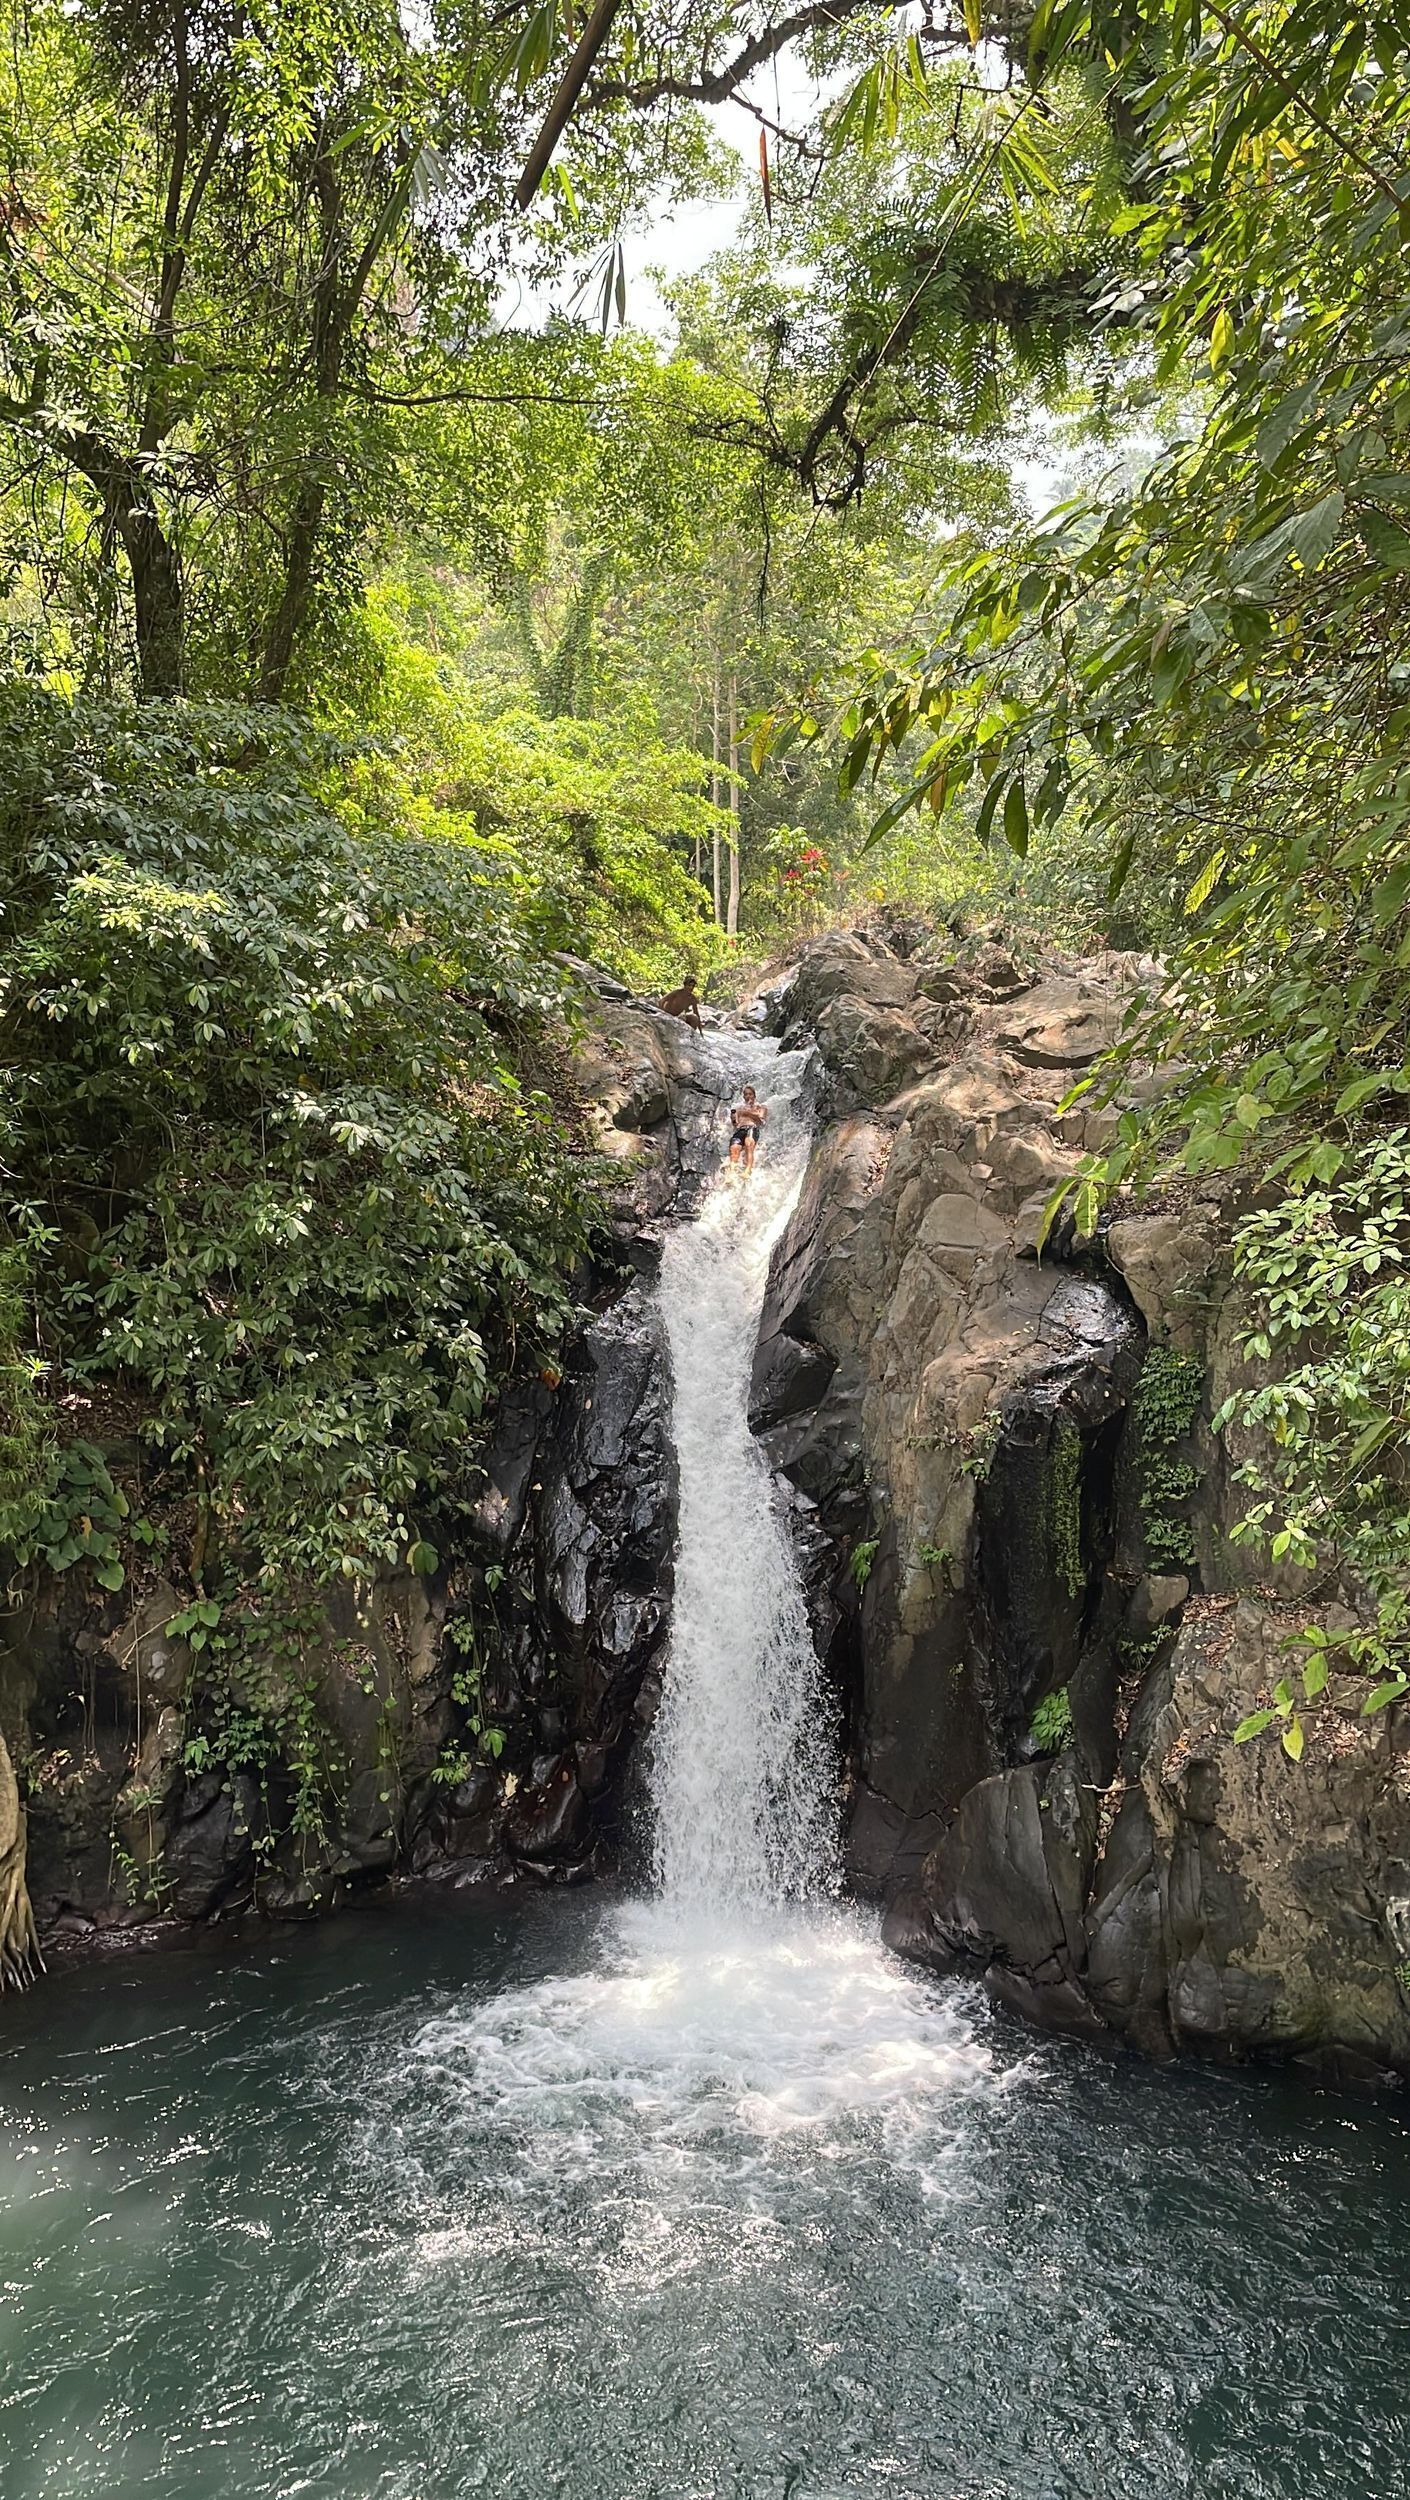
left=589, top=0, right=913, bottom=111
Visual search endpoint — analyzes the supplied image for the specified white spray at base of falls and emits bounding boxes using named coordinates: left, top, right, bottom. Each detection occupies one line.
left=371, top=1029, right=1009, bottom=2271
left=648, top=1038, right=838, bottom=1911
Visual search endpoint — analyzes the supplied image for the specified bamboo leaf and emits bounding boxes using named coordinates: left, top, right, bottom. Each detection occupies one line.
left=974, top=774, right=1008, bottom=847
left=1359, top=508, right=1410, bottom=570
left=1106, top=831, right=1136, bottom=901
left=1184, top=848, right=1227, bottom=915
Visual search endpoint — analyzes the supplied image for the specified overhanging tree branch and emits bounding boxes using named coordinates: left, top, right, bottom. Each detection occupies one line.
left=515, top=0, right=625, bottom=207
left=587, top=0, right=915, bottom=111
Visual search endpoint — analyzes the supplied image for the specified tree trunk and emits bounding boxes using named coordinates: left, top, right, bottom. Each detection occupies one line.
left=726, top=668, right=741, bottom=938
left=0, top=1729, right=42, bottom=1991
left=257, top=150, right=344, bottom=706
left=692, top=680, right=703, bottom=881
left=70, top=431, right=186, bottom=697
left=711, top=662, right=723, bottom=925
left=257, top=473, right=326, bottom=705
left=121, top=500, right=186, bottom=699
left=256, top=142, right=416, bottom=706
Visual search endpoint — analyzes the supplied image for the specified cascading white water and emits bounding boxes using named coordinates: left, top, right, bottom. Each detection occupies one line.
left=648, top=1037, right=838, bottom=1910
left=369, top=1017, right=1005, bottom=2311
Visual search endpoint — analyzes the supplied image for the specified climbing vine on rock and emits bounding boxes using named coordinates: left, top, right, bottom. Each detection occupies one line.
left=1131, top=1348, right=1202, bottom=1571
left=1047, top=1422, right=1085, bottom=1600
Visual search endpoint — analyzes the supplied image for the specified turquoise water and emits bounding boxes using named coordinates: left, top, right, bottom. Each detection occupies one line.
left=2, top=1891, right=1407, bottom=2500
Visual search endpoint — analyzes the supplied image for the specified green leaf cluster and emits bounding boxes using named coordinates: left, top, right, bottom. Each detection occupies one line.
left=1028, top=1684, right=1074, bottom=1753
left=1218, top=1139, right=1410, bottom=1716
left=1131, top=1347, right=1202, bottom=1571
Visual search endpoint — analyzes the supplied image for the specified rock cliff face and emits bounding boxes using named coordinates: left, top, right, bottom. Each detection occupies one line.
left=0, top=968, right=721, bottom=1942
left=755, top=924, right=1410, bottom=2087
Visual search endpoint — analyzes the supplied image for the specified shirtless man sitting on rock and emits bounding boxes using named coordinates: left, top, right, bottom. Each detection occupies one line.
left=728, top=1086, right=768, bottom=1174
left=658, top=973, right=704, bottom=1032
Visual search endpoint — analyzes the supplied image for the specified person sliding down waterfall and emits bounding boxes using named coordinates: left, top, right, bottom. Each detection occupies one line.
left=727, top=1085, right=768, bottom=1174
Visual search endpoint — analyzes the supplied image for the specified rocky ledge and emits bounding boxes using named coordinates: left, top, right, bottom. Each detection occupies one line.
left=752, top=921, right=1410, bottom=2088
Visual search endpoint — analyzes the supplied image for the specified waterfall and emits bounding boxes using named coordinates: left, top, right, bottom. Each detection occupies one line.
left=647, top=1039, right=838, bottom=1912
left=362, top=1025, right=1003, bottom=2311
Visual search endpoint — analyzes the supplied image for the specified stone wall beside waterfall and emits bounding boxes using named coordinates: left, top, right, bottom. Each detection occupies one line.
left=750, top=924, right=1410, bottom=2088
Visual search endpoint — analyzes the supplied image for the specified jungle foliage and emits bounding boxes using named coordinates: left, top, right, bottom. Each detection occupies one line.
left=0, top=690, right=598, bottom=1600
left=819, top=0, right=1410, bottom=1675
left=6, top=0, right=1410, bottom=1751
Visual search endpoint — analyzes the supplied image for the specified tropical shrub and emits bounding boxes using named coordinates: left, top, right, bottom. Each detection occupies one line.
left=0, top=688, right=596, bottom=1601
left=1221, top=1140, right=1410, bottom=1730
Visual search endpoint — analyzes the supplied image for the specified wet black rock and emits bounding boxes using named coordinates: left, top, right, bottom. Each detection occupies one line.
left=163, top=1773, right=259, bottom=1920
left=882, top=1759, right=1105, bottom=2042
left=506, top=1751, right=592, bottom=1868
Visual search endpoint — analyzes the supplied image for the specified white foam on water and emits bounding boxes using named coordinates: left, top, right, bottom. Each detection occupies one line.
left=406, top=1902, right=1000, bottom=2210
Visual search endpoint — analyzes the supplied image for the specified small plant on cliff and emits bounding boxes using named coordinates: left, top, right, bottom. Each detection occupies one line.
left=916, top=1540, right=953, bottom=1583
left=849, top=1538, right=879, bottom=1591
left=1140, top=1459, right=1199, bottom=1569
left=1135, top=1346, right=1204, bottom=1442
left=960, top=1410, right=1003, bottom=1481
left=1029, top=1686, right=1074, bottom=1755
left=1232, top=1620, right=1347, bottom=1762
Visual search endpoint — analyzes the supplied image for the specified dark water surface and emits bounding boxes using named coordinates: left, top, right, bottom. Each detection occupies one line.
left=1, top=1890, right=1406, bottom=2500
